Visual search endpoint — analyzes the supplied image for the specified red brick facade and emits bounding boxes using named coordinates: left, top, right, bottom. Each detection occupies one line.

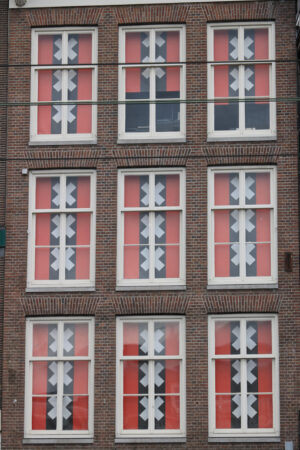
left=3, top=1, right=299, bottom=449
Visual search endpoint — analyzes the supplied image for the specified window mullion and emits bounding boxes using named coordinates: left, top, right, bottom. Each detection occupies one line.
left=149, top=174, right=155, bottom=281
left=59, top=176, right=66, bottom=283
left=240, top=359, right=247, bottom=432
left=150, top=68, right=156, bottom=136
left=240, top=173, right=246, bottom=281
left=56, top=322, right=63, bottom=432
left=239, top=65, right=245, bottom=133
left=148, top=360, right=155, bottom=433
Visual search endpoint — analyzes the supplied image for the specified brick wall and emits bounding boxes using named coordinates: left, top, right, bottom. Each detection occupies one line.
left=3, top=1, right=299, bottom=448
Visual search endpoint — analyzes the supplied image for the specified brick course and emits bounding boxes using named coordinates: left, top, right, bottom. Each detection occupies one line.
left=2, top=1, right=299, bottom=449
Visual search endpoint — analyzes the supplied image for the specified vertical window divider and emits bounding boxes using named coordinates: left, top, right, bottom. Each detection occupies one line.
left=240, top=172, right=246, bottom=280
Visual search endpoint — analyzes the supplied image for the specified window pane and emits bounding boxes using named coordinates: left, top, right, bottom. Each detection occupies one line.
left=215, top=321, right=240, bottom=355
left=36, top=214, right=60, bottom=247
left=155, top=395, right=180, bottom=429
left=36, top=177, right=60, bottom=209
left=124, top=361, right=148, bottom=394
left=33, top=361, right=57, bottom=395
left=125, top=32, right=150, bottom=64
left=66, top=176, right=91, bottom=208
left=246, top=321, right=272, bottom=354
left=155, top=31, right=180, bottom=63
left=215, top=244, right=239, bottom=277
left=155, top=66, right=180, bottom=132
left=214, top=210, right=239, bottom=277
left=216, top=359, right=241, bottom=394
left=216, top=394, right=241, bottom=429
left=68, top=34, right=92, bottom=64
left=124, top=245, right=149, bottom=279
left=35, top=247, right=59, bottom=280
left=123, top=396, right=148, bottom=430
left=244, top=29, right=269, bottom=60
left=214, top=29, right=238, bottom=61
left=63, top=361, right=89, bottom=395
left=214, top=173, right=239, bottom=206
left=154, top=322, right=179, bottom=356
left=68, top=69, right=92, bottom=134
left=155, top=174, right=180, bottom=206
left=123, top=322, right=148, bottom=356
left=63, top=395, right=88, bottom=430
left=124, top=175, right=149, bottom=207
left=32, top=396, right=57, bottom=430
left=66, top=213, right=91, bottom=246
left=38, top=34, right=62, bottom=65
left=247, top=358, right=272, bottom=394
left=63, top=323, right=89, bottom=356
left=245, top=64, right=270, bottom=130
left=125, top=67, right=150, bottom=133
left=33, top=324, right=58, bottom=357
left=65, top=247, right=90, bottom=280
left=246, top=209, right=271, bottom=277
left=38, top=70, right=62, bottom=135
left=124, top=212, right=149, bottom=279
left=124, top=212, right=149, bottom=245
left=245, top=172, right=270, bottom=205
left=247, top=394, right=273, bottom=428
left=214, top=65, right=239, bottom=131
left=155, top=360, right=180, bottom=394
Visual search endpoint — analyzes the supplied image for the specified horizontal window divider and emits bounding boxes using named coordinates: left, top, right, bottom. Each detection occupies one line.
left=121, top=356, right=182, bottom=360
left=212, top=355, right=274, bottom=359
left=212, top=205, right=272, bottom=209
left=122, top=207, right=182, bottom=211
left=30, top=356, right=91, bottom=361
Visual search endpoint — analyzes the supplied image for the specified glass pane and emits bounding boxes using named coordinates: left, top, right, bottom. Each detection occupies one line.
left=215, top=244, right=239, bottom=277
left=214, top=173, right=239, bottom=206
left=32, top=361, right=57, bottom=395
left=63, top=361, right=89, bottom=395
left=215, top=321, right=240, bottom=355
left=124, top=175, right=149, bottom=207
left=38, top=70, right=62, bottom=135
left=246, top=321, right=272, bottom=354
left=123, top=396, right=148, bottom=430
left=214, top=64, right=239, bottom=131
left=67, top=69, right=92, bottom=134
left=155, top=174, right=180, bottom=206
left=245, top=173, right=270, bottom=205
left=63, top=395, right=88, bottom=430
left=247, top=394, right=273, bottom=428
left=155, top=245, right=179, bottom=278
left=246, top=209, right=271, bottom=277
left=38, top=34, right=62, bottom=65
left=155, top=395, right=180, bottom=430
left=32, top=396, right=57, bottom=430
left=68, top=34, right=92, bottom=64
left=156, top=103, right=180, bottom=132
left=245, top=64, right=270, bottom=130
left=124, top=212, right=149, bottom=245
left=247, top=358, right=272, bottom=394
left=125, top=67, right=150, bottom=133
left=33, top=324, right=57, bottom=357
left=36, top=177, right=60, bottom=209
left=155, top=31, right=180, bottom=63
left=215, top=103, right=239, bottom=131
left=125, top=32, right=150, bottom=63
left=66, top=176, right=91, bottom=208
left=155, top=213, right=180, bottom=244
left=35, top=247, right=59, bottom=280
left=124, top=361, right=148, bottom=394
left=123, top=322, right=148, bottom=356
left=124, top=245, right=149, bottom=279
left=154, top=322, right=179, bottom=355
left=215, top=359, right=241, bottom=393
left=214, top=29, right=238, bottom=61
left=125, top=104, right=149, bottom=133
left=216, top=394, right=241, bottom=429
left=244, top=29, right=269, bottom=60
left=65, top=213, right=91, bottom=246
left=36, top=214, right=60, bottom=246
left=155, top=360, right=179, bottom=394
left=63, top=323, right=89, bottom=356
left=65, top=247, right=90, bottom=280
left=214, top=209, right=239, bottom=278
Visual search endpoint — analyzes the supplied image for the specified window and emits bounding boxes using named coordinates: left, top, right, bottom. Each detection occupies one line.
left=208, top=315, right=279, bottom=438
left=116, top=316, right=186, bottom=439
left=117, top=169, right=185, bottom=289
left=27, top=170, right=96, bottom=290
left=24, top=317, right=94, bottom=440
left=30, top=28, right=97, bottom=144
left=207, top=23, right=276, bottom=140
left=118, top=26, right=186, bottom=142
left=208, top=167, right=277, bottom=286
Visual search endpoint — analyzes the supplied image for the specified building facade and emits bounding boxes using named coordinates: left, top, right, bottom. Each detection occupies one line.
left=2, top=0, right=299, bottom=448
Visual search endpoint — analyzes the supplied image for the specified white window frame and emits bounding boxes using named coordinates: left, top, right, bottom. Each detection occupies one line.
left=208, top=314, right=280, bottom=438
left=117, top=168, right=186, bottom=289
left=24, top=316, right=94, bottom=440
left=27, top=170, right=96, bottom=291
left=207, top=166, right=277, bottom=287
left=116, top=316, right=186, bottom=439
left=30, top=27, right=98, bottom=145
left=118, top=25, right=186, bottom=143
left=207, top=22, right=276, bottom=141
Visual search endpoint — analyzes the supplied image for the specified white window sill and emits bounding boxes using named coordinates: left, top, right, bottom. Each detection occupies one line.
left=23, top=438, right=94, bottom=444
left=116, top=285, right=186, bottom=291
left=207, top=135, right=277, bottom=142
left=26, top=286, right=95, bottom=293
left=117, top=137, right=186, bottom=144
left=208, top=437, right=280, bottom=443
left=115, top=437, right=186, bottom=443
left=29, top=139, right=97, bottom=146
left=207, top=283, right=278, bottom=290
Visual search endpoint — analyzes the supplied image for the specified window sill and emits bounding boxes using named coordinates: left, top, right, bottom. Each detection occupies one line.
left=117, top=137, right=186, bottom=144
left=115, top=437, right=186, bottom=443
left=207, top=135, right=277, bottom=143
left=26, top=286, right=95, bottom=293
left=116, top=285, right=186, bottom=291
left=23, top=438, right=94, bottom=444
left=208, top=437, right=280, bottom=443
left=29, top=139, right=97, bottom=146
left=207, top=283, right=278, bottom=290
